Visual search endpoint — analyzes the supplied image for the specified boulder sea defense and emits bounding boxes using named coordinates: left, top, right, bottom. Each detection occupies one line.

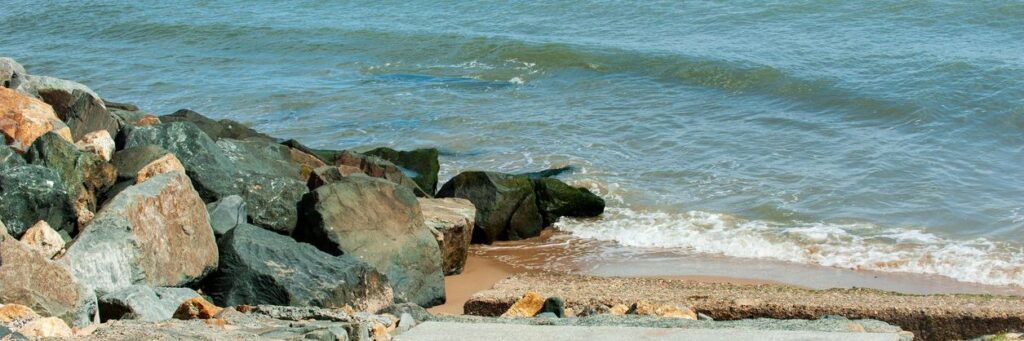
left=364, top=147, right=440, bottom=196
left=25, top=132, right=117, bottom=224
left=436, top=171, right=543, bottom=243
left=0, top=224, right=98, bottom=328
left=160, top=109, right=273, bottom=141
left=60, top=171, right=218, bottom=293
left=18, top=220, right=64, bottom=259
left=418, top=198, right=476, bottom=275
left=202, top=223, right=394, bottom=312
left=0, top=87, right=73, bottom=153
left=333, top=150, right=430, bottom=197
left=294, top=176, right=445, bottom=307
left=532, top=177, right=605, bottom=225
left=0, top=57, right=27, bottom=89
left=97, top=285, right=200, bottom=322
left=23, top=75, right=119, bottom=141
left=501, top=291, right=545, bottom=318
left=0, top=165, right=76, bottom=238
left=206, top=195, right=246, bottom=238
left=0, top=144, right=24, bottom=170
left=74, top=130, right=115, bottom=162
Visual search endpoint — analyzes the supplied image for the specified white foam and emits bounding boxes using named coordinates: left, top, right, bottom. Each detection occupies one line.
left=556, top=207, right=1024, bottom=287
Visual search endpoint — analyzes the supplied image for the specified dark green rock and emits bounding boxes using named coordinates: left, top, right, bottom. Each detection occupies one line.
left=25, top=132, right=88, bottom=203
left=436, top=171, right=543, bottom=243
left=517, top=165, right=577, bottom=180
left=204, top=224, right=394, bottom=311
left=294, top=176, right=445, bottom=307
left=0, top=165, right=76, bottom=238
left=237, top=173, right=307, bottom=233
left=0, top=144, right=25, bottom=170
left=124, top=122, right=237, bottom=201
left=532, top=177, right=605, bottom=225
left=111, top=145, right=173, bottom=182
left=541, top=296, right=566, bottom=318
left=217, top=138, right=302, bottom=180
left=161, top=109, right=273, bottom=141
left=364, top=147, right=440, bottom=196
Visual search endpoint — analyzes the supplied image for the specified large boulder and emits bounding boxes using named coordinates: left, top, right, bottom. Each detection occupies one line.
left=294, top=176, right=445, bottom=306
left=206, top=195, right=245, bottom=238
left=0, top=165, right=76, bottom=238
left=0, top=88, right=73, bottom=153
left=436, top=171, right=543, bottom=243
left=59, top=172, right=218, bottom=293
left=125, top=122, right=306, bottom=233
left=25, top=132, right=116, bottom=217
left=418, top=198, right=475, bottom=275
left=216, top=138, right=302, bottom=180
left=364, top=147, right=440, bottom=196
left=0, top=223, right=97, bottom=328
left=160, top=109, right=272, bottom=141
left=0, top=58, right=26, bottom=90
left=333, top=150, right=429, bottom=197
left=97, top=285, right=199, bottom=322
left=532, top=177, right=605, bottom=225
left=23, top=76, right=119, bottom=141
left=204, top=223, right=394, bottom=311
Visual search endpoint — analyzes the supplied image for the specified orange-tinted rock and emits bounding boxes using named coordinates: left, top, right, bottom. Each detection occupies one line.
left=17, top=316, right=73, bottom=337
left=0, top=304, right=39, bottom=326
left=418, top=198, right=476, bottom=275
left=135, top=115, right=160, bottom=126
left=608, top=304, right=628, bottom=316
left=172, top=297, right=222, bottom=320
left=135, top=153, right=185, bottom=184
left=372, top=322, right=391, bottom=341
left=654, top=304, right=698, bottom=320
left=501, top=291, right=545, bottom=318
left=19, top=220, right=64, bottom=258
left=0, top=88, right=71, bottom=153
left=289, top=147, right=326, bottom=181
left=75, top=130, right=115, bottom=162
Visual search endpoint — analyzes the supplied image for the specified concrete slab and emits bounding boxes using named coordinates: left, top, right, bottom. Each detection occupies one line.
left=396, top=322, right=905, bottom=341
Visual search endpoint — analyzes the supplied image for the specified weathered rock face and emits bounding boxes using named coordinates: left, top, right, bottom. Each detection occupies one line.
left=334, top=151, right=429, bottom=197
left=364, top=147, right=440, bottom=196
left=25, top=132, right=116, bottom=218
left=26, top=76, right=119, bottom=141
left=125, top=122, right=306, bottom=233
left=288, top=147, right=326, bottom=181
left=206, top=195, right=246, bottom=238
left=60, top=172, right=218, bottom=293
left=418, top=198, right=476, bottom=275
left=16, top=317, right=73, bottom=338
left=204, top=223, right=394, bottom=312
left=306, top=165, right=364, bottom=191
left=294, top=176, right=445, bottom=307
left=75, top=130, right=115, bottom=162
left=0, top=144, right=24, bottom=170
left=97, top=285, right=199, bottom=322
left=532, top=177, right=605, bottom=225
left=0, top=165, right=76, bottom=238
left=436, top=171, right=543, bottom=244
left=160, top=109, right=272, bottom=141
left=0, top=225, right=97, bottom=328
left=110, top=145, right=183, bottom=184
left=0, top=88, right=72, bottom=153
left=217, top=138, right=302, bottom=180
left=19, top=221, right=64, bottom=259
left=0, top=58, right=26, bottom=90
left=501, top=291, right=545, bottom=318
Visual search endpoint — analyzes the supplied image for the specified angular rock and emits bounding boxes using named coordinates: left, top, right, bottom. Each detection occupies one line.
left=0, top=88, right=72, bottom=153
left=203, top=224, right=394, bottom=311
left=0, top=304, right=39, bottom=329
left=98, top=285, right=200, bottom=322
left=0, top=58, right=27, bottom=90
left=60, top=171, right=217, bottom=293
left=540, top=297, right=566, bottom=318
left=0, top=144, right=24, bottom=170
left=532, top=177, right=605, bottom=225
left=105, top=101, right=157, bottom=127
left=26, top=132, right=116, bottom=217
left=418, top=198, right=475, bottom=275
left=518, top=166, right=576, bottom=180
left=0, top=165, right=76, bottom=238
left=377, top=303, right=431, bottom=324
left=288, top=148, right=326, bottom=182
left=281, top=139, right=341, bottom=164
left=334, top=151, right=428, bottom=197
left=19, top=221, right=64, bottom=258
left=653, top=304, right=698, bottom=320
left=0, top=226, right=97, bottom=327
left=364, top=147, right=440, bottom=195
left=111, top=145, right=184, bottom=184
left=25, top=76, right=119, bottom=141
left=236, top=173, right=307, bottom=234
left=216, top=138, right=302, bottom=180
left=135, top=153, right=185, bottom=184
left=294, top=176, right=445, bottom=306
left=206, top=195, right=246, bottom=237
left=160, top=109, right=272, bottom=141
left=501, top=292, right=544, bottom=318
left=436, top=171, right=543, bottom=243
left=16, top=317, right=72, bottom=338
left=74, top=130, right=115, bottom=162
left=307, top=165, right=364, bottom=191
left=172, top=297, right=222, bottom=320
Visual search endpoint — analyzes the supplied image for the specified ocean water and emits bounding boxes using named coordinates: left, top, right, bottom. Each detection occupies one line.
left=3, top=1, right=1022, bottom=287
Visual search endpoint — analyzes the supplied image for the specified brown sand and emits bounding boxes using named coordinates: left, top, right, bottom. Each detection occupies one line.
left=428, top=254, right=525, bottom=315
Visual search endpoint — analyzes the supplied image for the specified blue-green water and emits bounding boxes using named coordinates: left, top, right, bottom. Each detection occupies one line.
left=4, top=1, right=1022, bottom=286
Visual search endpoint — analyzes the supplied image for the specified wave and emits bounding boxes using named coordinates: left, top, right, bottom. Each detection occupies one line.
left=556, top=207, right=1024, bottom=287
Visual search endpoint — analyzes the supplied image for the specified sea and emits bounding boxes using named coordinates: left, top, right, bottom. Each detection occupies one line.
left=3, top=1, right=1022, bottom=288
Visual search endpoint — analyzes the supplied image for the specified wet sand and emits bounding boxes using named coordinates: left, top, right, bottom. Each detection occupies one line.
left=429, top=255, right=525, bottom=315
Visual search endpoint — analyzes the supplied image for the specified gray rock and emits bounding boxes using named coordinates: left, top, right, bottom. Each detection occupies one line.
left=294, top=176, right=445, bottom=307
left=60, top=172, right=218, bottom=293
left=203, top=224, right=394, bottom=312
left=332, top=150, right=429, bottom=197
left=396, top=313, right=416, bottom=334
left=0, top=144, right=25, bottom=170
left=217, top=138, right=302, bottom=180
left=25, top=76, right=119, bottom=141
left=364, top=147, right=440, bottom=196
left=0, top=57, right=27, bottom=90
left=160, top=109, right=273, bottom=141
left=98, top=285, right=200, bottom=322
left=535, top=312, right=558, bottom=319
left=0, top=225, right=98, bottom=328
left=698, top=313, right=714, bottom=321
left=532, top=177, right=605, bottom=225
left=0, top=165, right=76, bottom=238
left=418, top=198, right=475, bottom=275
left=377, top=303, right=432, bottom=323
left=244, top=305, right=352, bottom=322
left=436, top=171, right=543, bottom=243
left=541, top=297, right=566, bottom=318
left=237, top=173, right=307, bottom=233
left=206, top=195, right=246, bottom=237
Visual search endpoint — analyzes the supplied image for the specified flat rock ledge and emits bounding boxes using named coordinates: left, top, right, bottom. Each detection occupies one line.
left=463, top=273, right=1024, bottom=341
